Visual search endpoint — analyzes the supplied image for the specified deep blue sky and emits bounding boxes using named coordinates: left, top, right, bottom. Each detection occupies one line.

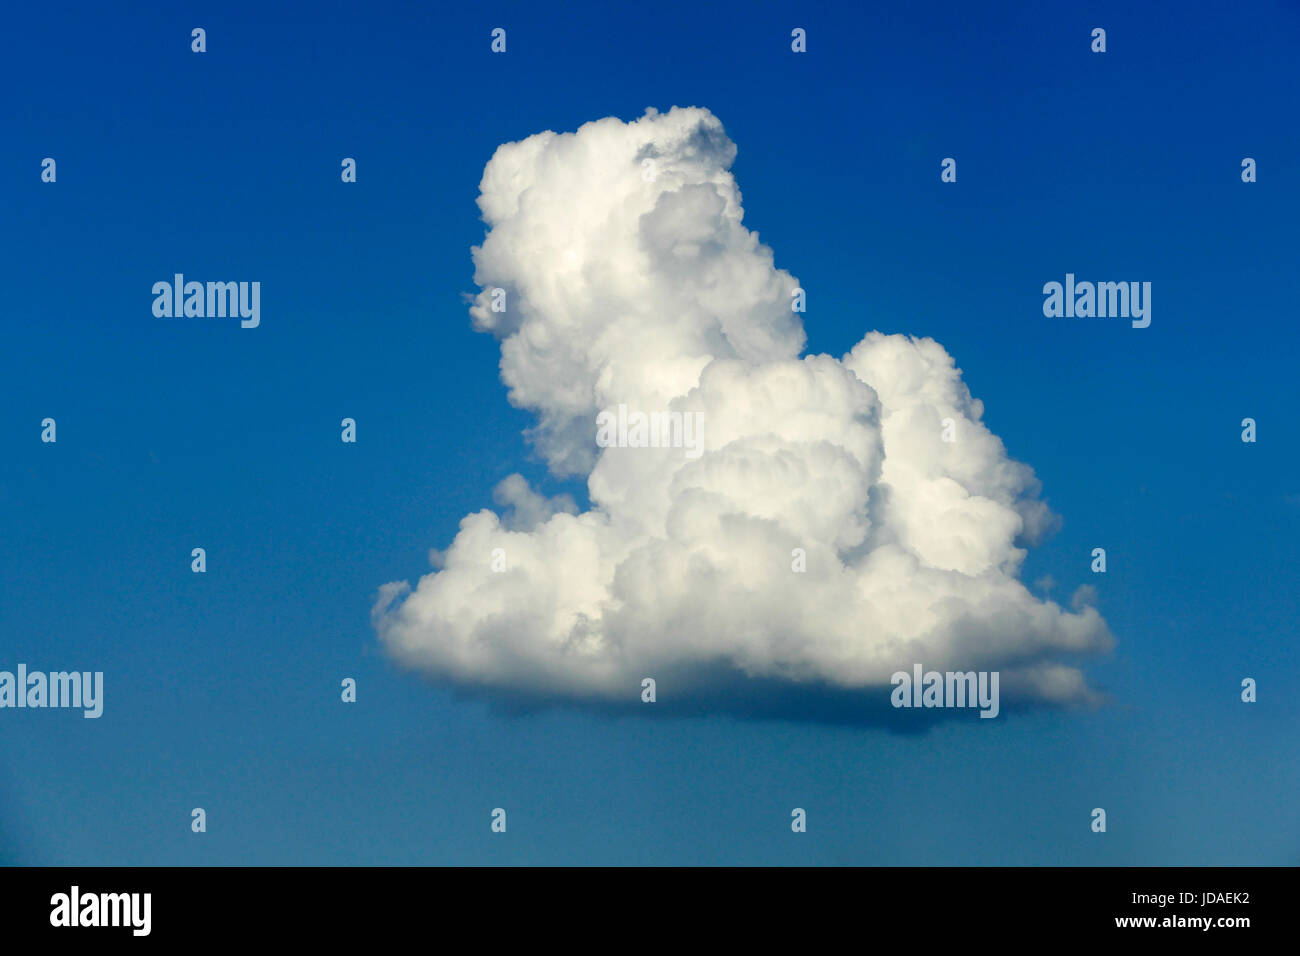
left=2, top=0, right=1297, bottom=864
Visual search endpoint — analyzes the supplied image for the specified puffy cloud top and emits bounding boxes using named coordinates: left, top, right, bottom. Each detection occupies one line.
left=374, top=107, right=1113, bottom=723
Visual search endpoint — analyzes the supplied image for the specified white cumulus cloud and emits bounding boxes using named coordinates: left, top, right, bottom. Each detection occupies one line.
left=373, top=106, right=1113, bottom=723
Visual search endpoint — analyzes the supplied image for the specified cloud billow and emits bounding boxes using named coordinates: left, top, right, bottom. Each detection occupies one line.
left=372, top=106, right=1113, bottom=724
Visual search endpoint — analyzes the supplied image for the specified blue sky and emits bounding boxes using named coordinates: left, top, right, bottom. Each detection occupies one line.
left=2, top=0, right=1297, bottom=865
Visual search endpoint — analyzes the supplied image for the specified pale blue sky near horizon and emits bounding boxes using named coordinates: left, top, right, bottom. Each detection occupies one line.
left=1, top=0, right=1297, bottom=864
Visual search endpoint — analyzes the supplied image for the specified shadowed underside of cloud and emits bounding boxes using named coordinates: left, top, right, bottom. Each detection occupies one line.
left=372, top=106, right=1114, bottom=728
